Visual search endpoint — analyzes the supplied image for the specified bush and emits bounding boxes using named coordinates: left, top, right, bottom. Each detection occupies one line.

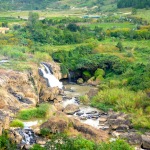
left=0, top=131, right=16, bottom=150
left=79, top=95, right=89, bottom=105
left=40, top=128, right=51, bottom=137
left=83, top=70, right=92, bottom=80
left=34, top=52, right=52, bottom=62
left=44, top=134, right=133, bottom=150
left=18, top=103, right=49, bottom=120
left=97, top=139, right=134, bottom=150
left=10, top=119, right=24, bottom=128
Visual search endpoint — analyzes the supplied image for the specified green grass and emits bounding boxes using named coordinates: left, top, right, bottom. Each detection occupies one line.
left=91, top=87, right=150, bottom=129
left=84, top=22, right=135, bottom=30
left=10, top=119, right=24, bottom=128
left=17, top=103, right=50, bottom=120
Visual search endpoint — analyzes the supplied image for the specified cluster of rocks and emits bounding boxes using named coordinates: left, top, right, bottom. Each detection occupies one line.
left=98, top=111, right=150, bottom=150
left=39, top=111, right=108, bottom=142
left=54, top=99, right=150, bottom=150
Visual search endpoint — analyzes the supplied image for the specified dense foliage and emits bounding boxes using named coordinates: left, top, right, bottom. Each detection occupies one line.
left=117, top=0, right=150, bottom=9
left=30, top=134, right=134, bottom=150
left=0, top=0, right=57, bottom=10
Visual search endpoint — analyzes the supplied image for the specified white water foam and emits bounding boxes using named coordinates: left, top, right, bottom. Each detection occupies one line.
left=40, top=63, right=63, bottom=89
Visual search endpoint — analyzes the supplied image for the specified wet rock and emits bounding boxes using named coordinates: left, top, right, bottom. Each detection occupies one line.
left=141, top=135, right=150, bottom=149
left=99, top=125, right=110, bottom=131
left=99, top=117, right=107, bottom=123
left=76, top=112, right=84, bottom=116
left=116, top=124, right=129, bottom=132
left=120, top=132, right=142, bottom=145
left=80, top=116, right=87, bottom=120
left=86, top=111, right=97, bottom=114
left=64, top=104, right=80, bottom=115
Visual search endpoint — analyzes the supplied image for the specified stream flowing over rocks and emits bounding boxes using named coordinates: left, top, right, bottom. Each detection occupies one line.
left=0, top=61, right=150, bottom=150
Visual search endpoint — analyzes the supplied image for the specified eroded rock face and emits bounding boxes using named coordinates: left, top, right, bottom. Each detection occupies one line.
left=0, top=69, right=38, bottom=110
left=64, top=104, right=80, bottom=115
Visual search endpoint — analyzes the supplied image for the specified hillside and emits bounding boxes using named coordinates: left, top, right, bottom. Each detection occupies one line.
left=0, top=0, right=149, bottom=11
left=0, top=0, right=117, bottom=11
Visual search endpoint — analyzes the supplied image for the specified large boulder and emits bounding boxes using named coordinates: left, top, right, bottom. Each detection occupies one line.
left=41, top=111, right=69, bottom=133
left=141, top=135, right=150, bottom=149
left=72, top=118, right=108, bottom=142
left=77, top=78, right=84, bottom=84
left=120, top=132, right=142, bottom=145
left=64, top=104, right=80, bottom=115
left=87, top=77, right=100, bottom=86
left=40, top=87, right=60, bottom=101
left=87, top=88, right=99, bottom=99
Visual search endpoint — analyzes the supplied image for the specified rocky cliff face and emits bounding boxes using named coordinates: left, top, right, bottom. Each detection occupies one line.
left=0, top=61, right=64, bottom=135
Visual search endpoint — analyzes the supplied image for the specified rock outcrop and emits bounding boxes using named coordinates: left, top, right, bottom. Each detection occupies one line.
left=40, top=111, right=109, bottom=142
left=72, top=118, right=108, bottom=142
left=63, top=104, right=80, bottom=115
left=40, top=111, right=69, bottom=133
left=0, top=69, right=38, bottom=110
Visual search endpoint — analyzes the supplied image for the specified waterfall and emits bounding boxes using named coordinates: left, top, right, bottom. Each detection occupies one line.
left=39, top=63, right=63, bottom=89
left=68, top=72, right=71, bottom=83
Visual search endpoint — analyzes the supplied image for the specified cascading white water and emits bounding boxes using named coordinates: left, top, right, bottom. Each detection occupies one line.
left=40, top=63, right=63, bottom=89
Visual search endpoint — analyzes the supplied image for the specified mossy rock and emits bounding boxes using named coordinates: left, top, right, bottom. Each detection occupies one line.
left=94, top=68, right=105, bottom=78
left=77, top=78, right=84, bottom=84
left=83, top=71, right=92, bottom=80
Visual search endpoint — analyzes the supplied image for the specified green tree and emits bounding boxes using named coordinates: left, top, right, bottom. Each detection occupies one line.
left=27, top=12, right=39, bottom=28
left=116, top=41, right=124, bottom=52
left=132, top=8, right=137, bottom=15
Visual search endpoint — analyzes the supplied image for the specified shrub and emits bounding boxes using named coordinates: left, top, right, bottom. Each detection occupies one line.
left=83, top=70, right=92, bottom=80
left=34, top=52, right=52, bottom=62
left=40, top=128, right=51, bottom=137
left=0, top=131, right=16, bottom=150
left=79, top=95, right=89, bottom=105
left=18, top=103, right=49, bottom=120
left=44, top=134, right=133, bottom=150
left=94, top=68, right=105, bottom=81
left=10, top=119, right=24, bottom=128
left=97, top=139, right=134, bottom=150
